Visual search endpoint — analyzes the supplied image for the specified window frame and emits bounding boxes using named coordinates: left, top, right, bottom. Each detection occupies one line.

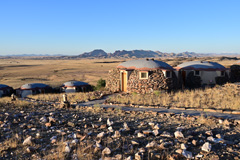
left=221, top=71, right=225, bottom=77
left=194, top=70, right=200, bottom=76
left=139, top=71, right=148, bottom=79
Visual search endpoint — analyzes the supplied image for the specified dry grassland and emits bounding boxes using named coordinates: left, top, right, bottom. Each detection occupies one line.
left=0, top=59, right=124, bottom=88
left=0, top=57, right=239, bottom=89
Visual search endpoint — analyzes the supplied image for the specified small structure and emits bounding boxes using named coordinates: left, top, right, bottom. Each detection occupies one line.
left=16, top=83, right=52, bottom=98
left=61, top=81, right=92, bottom=93
left=106, top=59, right=179, bottom=93
left=175, top=61, right=229, bottom=88
left=0, top=84, right=13, bottom=97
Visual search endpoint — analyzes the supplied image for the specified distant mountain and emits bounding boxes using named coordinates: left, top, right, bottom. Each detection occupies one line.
left=77, top=49, right=109, bottom=58
left=77, top=50, right=205, bottom=58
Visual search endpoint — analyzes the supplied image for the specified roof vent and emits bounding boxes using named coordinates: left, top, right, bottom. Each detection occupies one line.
left=151, top=58, right=154, bottom=61
left=146, top=58, right=149, bottom=61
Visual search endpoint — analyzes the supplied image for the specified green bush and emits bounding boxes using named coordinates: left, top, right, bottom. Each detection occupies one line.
left=96, top=78, right=106, bottom=90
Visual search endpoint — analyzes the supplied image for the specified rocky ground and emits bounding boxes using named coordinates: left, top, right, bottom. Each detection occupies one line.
left=0, top=103, right=240, bottom=160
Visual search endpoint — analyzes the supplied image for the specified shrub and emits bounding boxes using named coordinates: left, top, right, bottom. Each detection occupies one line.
left=95, top=78, right=106, bottom=90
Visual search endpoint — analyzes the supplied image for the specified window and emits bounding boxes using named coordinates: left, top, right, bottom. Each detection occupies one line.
left=195, top=70, right=200, bottom=76
left=221, top=71, right=225, bottom=76
left=166, top=71, right=171, bottom=78
left=139, top=72, right=148, bottom=79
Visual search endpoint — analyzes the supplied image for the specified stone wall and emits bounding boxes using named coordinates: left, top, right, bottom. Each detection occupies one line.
left=105, top=69, right=120, bottom=92
left=230, top=65, right=240, bottom=83
left=127, top=70, right=178, bottom=94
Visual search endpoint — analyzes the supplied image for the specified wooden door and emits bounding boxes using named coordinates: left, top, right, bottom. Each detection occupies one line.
left=182, top=71, right=186, bottom=86
left=122, top=72, right=127, bottom=92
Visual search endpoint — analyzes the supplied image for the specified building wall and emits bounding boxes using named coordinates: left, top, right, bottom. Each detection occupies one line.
left=127, top=70, right=178, bottom=93
left=105, top=69, right=121, bottom=92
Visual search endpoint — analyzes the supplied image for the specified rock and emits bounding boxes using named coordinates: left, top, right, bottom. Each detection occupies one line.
left=174, top=131, right=184, bottom=138
left=142, top=130, right=152, bottom=135
left=45, top=122, right=51, bottom=127
left=153, top=124, right=160, bottom=130
left=100, top=124, right=107, bottom=129
left=135, top=152, right=143, bottom=160
left=192, top=139, right=197, bottom=146
left=65, top=143, right=71, bottom=153
left=97, top=132, right=105, bottom=138
left=181, top=143, right=187, bottom=150
left=146, top=141, right=158, bottom=148
left=50, top=136, right=57, bottom=143
left=175, top=149, right=182, bottom=154
left=107, top=118, right=114, bottom=126
left=68, top=122, right=75, bottom=127
left=23, top=136, right=32, bottom=145
left=108, top=126, right=114, bottom=132
left=161, top=131, right=172, bottom=137
left=26, top=147, right=35, bottom=153
left=153, top=129, right=159, bottom=136
left=137, top=133, right=146, bottom=138
left=131, top=140, right=139, bottom=145
left=112, top=131, right=121, bottom=138
left=205, top=130, right=213, bottom=136
left=201, top=142, right=212, bottom=152
left=148, top=122, right=155, bottom=126
left=102, top=147, right=111, bottom=155
left=40, top=116, right=47, bottom=123
left=182, top=150, right=193, bottom=159
left=123, top=122, right=130, bottom=130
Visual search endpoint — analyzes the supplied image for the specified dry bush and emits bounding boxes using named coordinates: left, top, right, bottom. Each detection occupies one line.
left=109, top=84, right=240, bottom=110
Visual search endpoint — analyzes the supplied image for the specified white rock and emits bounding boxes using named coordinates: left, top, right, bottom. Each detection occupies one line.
left=123, top=122, right=130, bottom=130
left=102, top=147, right=111, bottom=155
left=181, top=143, right=188, bottom=150
left=148, top=122, right=155, bottom=126
left=135, top=152, right=142, bottom=160
left=107, top=118, right=114, bottom=126
left=99, top=117, right=102, bottom=122
left=65, top=144, right=71, bottom=153
left=201, top=142, right=212, bottom=152
left=71, top=139, right=78, bottom=145
left=97, top=132, right=105, bottom=138
left=124, top=156, right=132, bottom=160
left=96, top=142, right=102, bottom=149
left=137, top=133, right=146, bottom=138
left=182, top=150, right=193, bottom=159
left=23, top=136, right=32, bottom=145
left=174, top=131, right=184, bottom=138
left=50, top=136, right=57, bottom=143
left=108, top=126, right=114, bottom=132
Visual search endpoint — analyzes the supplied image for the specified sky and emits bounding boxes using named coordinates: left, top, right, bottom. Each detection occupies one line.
left=0, top=0, right=240, bottom=55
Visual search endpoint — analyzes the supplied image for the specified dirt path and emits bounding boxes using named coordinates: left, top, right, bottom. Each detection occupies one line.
left=76, top=95, right=240, bottom=120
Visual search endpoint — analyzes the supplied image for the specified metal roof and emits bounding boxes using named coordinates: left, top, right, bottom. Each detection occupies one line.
left=21, top=83, right=50, bottom=89
left=63, top=81, right=89, bottom=87
left=176, top=61, right=226, bottom=71
left=117, top=59, right=173, bottom=71
left=0, top=84, right=11, bottom=89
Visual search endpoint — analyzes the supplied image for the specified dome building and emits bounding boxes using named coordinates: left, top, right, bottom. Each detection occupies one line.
left=0, top=84, right=13, bottom=97
left=16, top=83, right=52, bottom=98
left=175, top=61, right=229, bottom=88
left=106, top=59, right=179, bottom=93
left=61, top=81, right=92, bottom=93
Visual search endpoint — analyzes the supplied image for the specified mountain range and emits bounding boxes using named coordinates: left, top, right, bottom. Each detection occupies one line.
left=76, top=49, right=206, bottom=58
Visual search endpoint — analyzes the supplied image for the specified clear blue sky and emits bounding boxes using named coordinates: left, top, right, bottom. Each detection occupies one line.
left=0, top=0, right=240, bottom=55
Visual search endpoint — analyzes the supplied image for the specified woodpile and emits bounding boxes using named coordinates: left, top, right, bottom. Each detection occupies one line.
left=105, top=69, right=120, bottom=92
